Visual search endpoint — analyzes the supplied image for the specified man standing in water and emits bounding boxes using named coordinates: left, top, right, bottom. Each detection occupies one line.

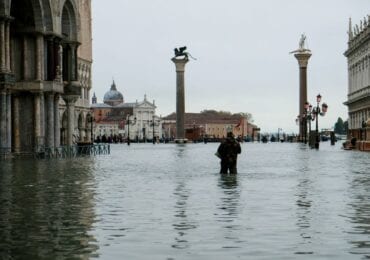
left=217, top=132, right=242, bottom=174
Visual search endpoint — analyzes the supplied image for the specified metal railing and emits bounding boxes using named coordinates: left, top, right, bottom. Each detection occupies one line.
left=0, top=144, right=110, bottom=160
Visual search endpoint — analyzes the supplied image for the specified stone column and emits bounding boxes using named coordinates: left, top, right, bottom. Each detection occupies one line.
left=0, top=90, right=6, bottom=148
left=171, top=57, right=189, bottom=143
left=35, top=34, right=44, bottom=81
left=6, top=90, right=11, bottom=149
left=46, top=93, right=55, bottom=148
left=5, top=20, right=10, bottom=72
left=12, top=95, right=21, bottom=153
left=47, top=37, right=55, bottom=80
left=64, top=96, right=78, bottom=146
left=22, top=36, right=28, bottom=80
left=34, top=92, right=41, bottom=147
left=294, top=52, right=311, bottom=141
left=54, top=94, right=60, bottom=147
left=0, top=20, right=5, bottom=71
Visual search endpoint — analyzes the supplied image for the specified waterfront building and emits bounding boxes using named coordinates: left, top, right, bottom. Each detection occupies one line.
left=344, top=15, right=370, bottom=145
left=91, top=81, right=162, bottom=142
left=162, top=112, right=253, bottom=141
left=0, top=0, right=92, bottom=154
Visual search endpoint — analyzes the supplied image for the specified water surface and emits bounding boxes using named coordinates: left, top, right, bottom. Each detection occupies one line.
left=1, top=142, right=370, bottom=259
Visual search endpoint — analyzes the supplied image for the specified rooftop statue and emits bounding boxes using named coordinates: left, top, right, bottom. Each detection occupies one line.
left=174, top=46, right=197, bottom=60
left=290, top=33, right=311, bottom=54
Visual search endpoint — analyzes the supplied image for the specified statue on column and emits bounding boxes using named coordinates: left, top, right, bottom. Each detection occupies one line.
left=290, top=33, right=311, bottom=54
left=173, top=46, right=197, bottom=60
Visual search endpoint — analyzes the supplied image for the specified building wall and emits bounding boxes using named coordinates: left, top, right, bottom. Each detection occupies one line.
left=0, top=0, right=93, bottom=154
left=344, top=16, right=370, bottom=140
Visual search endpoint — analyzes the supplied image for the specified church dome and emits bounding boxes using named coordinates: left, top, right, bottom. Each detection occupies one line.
left=103, top=81, right=124, bottom=106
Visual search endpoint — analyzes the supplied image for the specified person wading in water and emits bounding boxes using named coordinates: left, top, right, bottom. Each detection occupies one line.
left=217, top=132, right=241, bottom=174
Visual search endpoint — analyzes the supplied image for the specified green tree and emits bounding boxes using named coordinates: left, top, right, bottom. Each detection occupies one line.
left=334, top=117, right=346, bottom=134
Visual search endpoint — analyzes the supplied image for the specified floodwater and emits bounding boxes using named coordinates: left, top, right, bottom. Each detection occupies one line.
left=1, top=142, right=370, bottom=259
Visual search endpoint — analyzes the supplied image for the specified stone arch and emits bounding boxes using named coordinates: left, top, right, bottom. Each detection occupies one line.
left=61, top=0, right=78, bottom=41
left=10, top=0, right=45, bottom=31
left=40, top=0, right=53, bottom=31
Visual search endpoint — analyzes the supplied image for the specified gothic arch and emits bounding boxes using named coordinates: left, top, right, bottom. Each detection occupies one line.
left=61, top=0, right=79, bottom=41
left=10, top=0, right=45, bottom=31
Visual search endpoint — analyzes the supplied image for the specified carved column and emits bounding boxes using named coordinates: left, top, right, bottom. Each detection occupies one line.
left=64, top=96, right=78, bottom=146
left=46, top=93, right=55, bottom=147
left=70, top=43, right=78, bottom=81
left=47, top=37, right=55, bottom=80
left=6, top=90, right=11, bottom=149
left=12, top=95, right=21, bottom=153
left=0, top=89, right=6, bottom=148
left=22, top=36, right=28, bottom=80
left=0, top=20, right=5, bottom=71
left=5, top=20, right=10, bottom=72
left=54, top=94, right=60, bottom=147
left=34, top=92, right=42, bottom=147
left=171, top=57, right=189, bottom=143
left=35, top=34, right=44, bottom=81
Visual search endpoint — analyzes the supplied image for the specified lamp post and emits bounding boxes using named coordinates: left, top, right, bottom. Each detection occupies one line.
left=304, top=102, right=314, bottom=146
left=89, top=113, right=94, bottom=143
left=313, top=94, right=328, bottom=149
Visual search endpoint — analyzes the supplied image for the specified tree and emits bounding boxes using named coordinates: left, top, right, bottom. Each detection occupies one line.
left=334, top=117, right=346, bottom=135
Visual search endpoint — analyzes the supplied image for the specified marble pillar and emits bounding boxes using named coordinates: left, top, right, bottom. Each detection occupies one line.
left=0, top=90, right=6, bottom=148
left=0, top=20, right=4, bottom=71
left=13, top=95, right=20, bottom=153
left=34, top=92, right=41, bottom=147
left=54, top=94, right=60, bottom=147
left=5, top=21, right=10, bottom=72
left=64, top=96, right=78, bottom=146
left=294, top=52, right=311, bottom=141
left=171, top=57, right=189, bottom=143
left=6, top=91, right=11, bottom=149
left=46, top=93, right=55, bottom=148
left=35, top=34, right=44, bottom=81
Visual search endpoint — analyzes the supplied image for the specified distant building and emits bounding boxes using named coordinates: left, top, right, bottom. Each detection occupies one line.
left=162, top=112, right=254, bottom=141
left=344, top=15, right=370, bottom=140
left=91, top=81, right=162, bottom=142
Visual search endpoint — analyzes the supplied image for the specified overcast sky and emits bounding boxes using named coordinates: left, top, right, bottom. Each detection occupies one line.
left=91, top=0, right=369, bottom=133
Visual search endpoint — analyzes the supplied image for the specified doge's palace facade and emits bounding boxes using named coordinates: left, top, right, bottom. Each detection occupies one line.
left=0, top=0, right=92, bottom=155
left=344, top=16, right=370, bottom=139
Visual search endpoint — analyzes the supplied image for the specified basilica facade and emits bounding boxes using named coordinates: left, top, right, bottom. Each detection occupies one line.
left=0, top=0, right=92, bottom=155
left=91, top=81, right=162, bottom=142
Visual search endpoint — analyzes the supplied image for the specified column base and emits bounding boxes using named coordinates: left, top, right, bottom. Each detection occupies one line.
left=175, top=138, right=188, bottom=144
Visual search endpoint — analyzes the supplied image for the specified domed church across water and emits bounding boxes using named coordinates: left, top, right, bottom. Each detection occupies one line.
left=91, top=81, right=162, bottom=142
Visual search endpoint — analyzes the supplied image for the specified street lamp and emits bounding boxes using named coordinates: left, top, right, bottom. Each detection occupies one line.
left=312, top=94, right=328, bottom=149
left=304, top=102, right=315, bottom=146
left=126, top=115, right=137, bottom=146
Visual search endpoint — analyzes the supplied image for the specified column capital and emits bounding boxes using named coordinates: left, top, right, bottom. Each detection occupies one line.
left=171, top=57, right=189, bottom=72
left=294, top=52, right=312, bottom=68
left=63, top=95, right=79, bottom=105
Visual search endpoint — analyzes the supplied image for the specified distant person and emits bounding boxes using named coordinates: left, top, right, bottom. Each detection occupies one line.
left=217, top=132, right=241, bottom=174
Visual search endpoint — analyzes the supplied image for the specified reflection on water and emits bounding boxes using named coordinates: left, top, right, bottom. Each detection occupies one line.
left=0, top=159, right=98, bottom=259
left=294, top=176, right=313, bottom=255
left=172, top=181, right=197, bottom=249
left=346, top=160, right=370, bottom=257
left=216, top=174, right=243, bottom=249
